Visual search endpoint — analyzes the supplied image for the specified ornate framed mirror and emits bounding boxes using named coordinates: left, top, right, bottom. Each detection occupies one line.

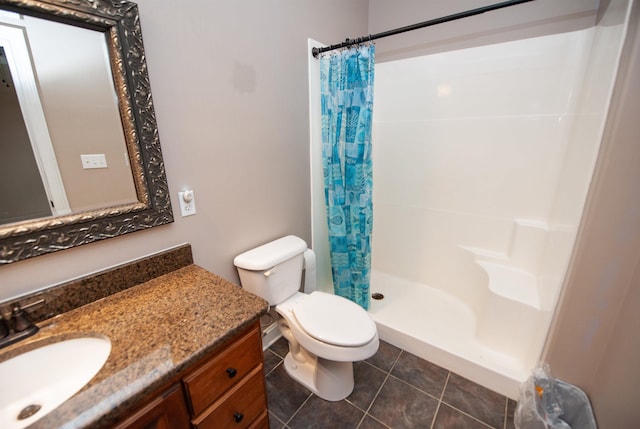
left=0, top=0, right=173, bottom=264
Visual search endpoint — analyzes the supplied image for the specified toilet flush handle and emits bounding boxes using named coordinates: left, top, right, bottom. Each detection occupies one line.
left=264, top=267, right=276, bottom=277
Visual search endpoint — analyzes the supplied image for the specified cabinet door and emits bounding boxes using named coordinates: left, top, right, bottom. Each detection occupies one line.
left=114, top=385, right=190, bottom=429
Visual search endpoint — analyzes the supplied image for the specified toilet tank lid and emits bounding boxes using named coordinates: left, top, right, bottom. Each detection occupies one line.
left=234, top=235, right=307, bottom=270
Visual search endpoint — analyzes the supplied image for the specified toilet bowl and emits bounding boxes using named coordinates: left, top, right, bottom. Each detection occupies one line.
left=234, top=235, right=379, bottom=401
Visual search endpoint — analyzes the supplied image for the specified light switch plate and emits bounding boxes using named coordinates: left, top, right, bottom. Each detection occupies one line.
left=178, top=190, right=196, bottom=217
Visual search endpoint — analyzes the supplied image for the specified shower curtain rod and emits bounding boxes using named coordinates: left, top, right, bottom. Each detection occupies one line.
left=311, top=0, right=535, bottom=58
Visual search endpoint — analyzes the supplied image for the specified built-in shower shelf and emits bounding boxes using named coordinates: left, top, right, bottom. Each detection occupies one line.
left=476, top=260, right=541, bottom=309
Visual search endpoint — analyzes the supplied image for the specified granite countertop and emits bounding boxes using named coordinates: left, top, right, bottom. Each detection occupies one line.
left=0, top=264, right=269, bottom=429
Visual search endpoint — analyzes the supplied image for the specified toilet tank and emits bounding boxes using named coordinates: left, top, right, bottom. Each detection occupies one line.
left=233, top=235, right=308, bottom=305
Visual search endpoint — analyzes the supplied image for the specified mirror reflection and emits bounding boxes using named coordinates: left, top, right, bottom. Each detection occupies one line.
left=0, top=10, right=138, bottom=226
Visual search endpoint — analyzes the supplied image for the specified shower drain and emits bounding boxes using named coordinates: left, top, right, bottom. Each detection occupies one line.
left=371, top=292, right=384, bottom=300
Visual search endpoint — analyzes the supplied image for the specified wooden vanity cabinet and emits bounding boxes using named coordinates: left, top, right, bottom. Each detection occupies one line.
left=116, top=321, right=268, bottom=429
left=114, top=385, right=190, bottom=429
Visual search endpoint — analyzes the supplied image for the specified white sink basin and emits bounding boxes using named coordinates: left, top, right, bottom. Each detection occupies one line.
left=0, top=336, right=111, bottom=429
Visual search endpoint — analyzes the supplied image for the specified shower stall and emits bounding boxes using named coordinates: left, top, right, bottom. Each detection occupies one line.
left=308, top=0, right=632, bottom=398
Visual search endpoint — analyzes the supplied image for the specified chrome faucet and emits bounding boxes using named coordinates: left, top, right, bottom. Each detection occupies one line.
left=0, top=299, right=43, bottom=350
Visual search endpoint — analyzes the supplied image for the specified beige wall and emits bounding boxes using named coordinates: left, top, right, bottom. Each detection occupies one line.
left=544, top=2, right=640, bottom=427
left=0, top=0, right=369, bottom=301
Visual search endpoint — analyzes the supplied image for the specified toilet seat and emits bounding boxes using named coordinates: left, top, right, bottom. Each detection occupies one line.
left=292, top=292, right=377, bottom=347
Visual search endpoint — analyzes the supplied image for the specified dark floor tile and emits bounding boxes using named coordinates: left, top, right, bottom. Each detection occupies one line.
left=270, top=336, right=290, bottom=358
left=433, top=403, right=493, bottom=429
left=288, top=395, right=364, bottom=429
left=358, top=414, right=390, bottom=428
left=265, top=363, right=312, bottom=422
left=391, top=350, right=449, bottom=398
left=442, top=373, right=506, bottom=429
left=366, top=340, right=402, bottom=372
left=369, top=375, right=439, bottom=429
left=264, top=349, right=283, bottom=375
left=348, top=361, right=387, bottom=411
left=268, top=410, right=286, bottom=429
left=506, top=399, right=517, bottom=429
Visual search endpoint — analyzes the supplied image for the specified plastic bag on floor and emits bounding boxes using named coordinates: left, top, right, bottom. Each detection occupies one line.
left=514, top=365, right=597, bottom=429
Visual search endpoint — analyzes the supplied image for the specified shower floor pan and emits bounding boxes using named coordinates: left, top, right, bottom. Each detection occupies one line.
left=368, top=270, right=530, bottom=399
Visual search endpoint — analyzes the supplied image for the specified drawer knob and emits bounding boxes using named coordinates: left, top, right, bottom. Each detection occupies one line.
left=233, top=412, right=244, bottom=423
left=226, top=367, right=238, bottom=378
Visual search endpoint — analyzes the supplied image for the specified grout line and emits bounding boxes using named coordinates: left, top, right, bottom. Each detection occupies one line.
left=360, top=377, right=392, bottom=428
left=358, top=413, right=393, bottom=429
left=429, top=371, right=451, bottom=429
left=388, top=348, right=403, bottom=373
left=357, top=349, right=404, bottom=427
left=384, top=372, right=447, bottom=403
left=343, top=361, right=387, bottom=414
left=264, top=350, right=283, bottom=377
left=364, top=373, right=391, bottom=417
left=503, top=397, right=509, bottom=429
left=283, top=392, right=313, bottom=426
left=365, top=367, right=392, bottom=415
left=438, top=371, right=450, bottom=401
left=439, top=399, right=500, bottom=429
left=363, top=345, right=403, bottom=374
left=439, top=402, right=496, bottom=428
left=269, top=340, right=288, bottom=359
left=268, top=411, right=287, bottom=428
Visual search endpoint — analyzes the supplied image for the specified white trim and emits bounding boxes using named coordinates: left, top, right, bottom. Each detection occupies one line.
left=0, top=22, right=70, bottom=215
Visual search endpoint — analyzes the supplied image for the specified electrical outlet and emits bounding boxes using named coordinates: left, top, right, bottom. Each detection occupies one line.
left=178, top=190, right=196, bottom=217
left=80, top=154, right=108, bottom=169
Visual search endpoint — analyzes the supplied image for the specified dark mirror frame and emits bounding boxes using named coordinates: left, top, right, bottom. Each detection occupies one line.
left=0, top=0, right=173, bottom=264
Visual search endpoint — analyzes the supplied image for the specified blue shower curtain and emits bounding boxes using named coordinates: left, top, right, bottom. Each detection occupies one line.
left=320, top=44, right=375, bottom=310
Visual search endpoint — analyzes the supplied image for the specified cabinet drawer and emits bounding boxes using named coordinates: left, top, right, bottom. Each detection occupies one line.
left=183, top=323, right=263, bottom=416
left=246, top=410, right=269, bottom=429
left=192, top=366, right=267, bottom=429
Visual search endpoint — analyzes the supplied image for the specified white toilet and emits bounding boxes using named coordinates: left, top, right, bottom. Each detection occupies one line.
left=234, top=235, right=379, bottom=401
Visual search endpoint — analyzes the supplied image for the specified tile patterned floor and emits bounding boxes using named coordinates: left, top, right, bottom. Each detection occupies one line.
left=264, top=337, right=517, bottom=429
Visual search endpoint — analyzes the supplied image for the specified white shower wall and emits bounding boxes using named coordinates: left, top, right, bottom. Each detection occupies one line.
left=372, top=30, right=592, bottom=309
left=369, top=16, right=629, bottom=397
